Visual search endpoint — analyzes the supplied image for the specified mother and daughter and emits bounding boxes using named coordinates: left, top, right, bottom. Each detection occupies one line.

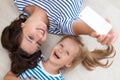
left=1, top=0, right=117, bottom=80
left=3, top=35, right=115, bottom=80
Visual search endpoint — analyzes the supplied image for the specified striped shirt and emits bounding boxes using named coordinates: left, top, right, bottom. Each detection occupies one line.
left=18, top=61, right=64, bottom=80
left=14, top=0, right=83, bottom=35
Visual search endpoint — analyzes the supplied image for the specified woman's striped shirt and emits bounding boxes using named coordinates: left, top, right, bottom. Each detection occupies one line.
left=14, top=0, right=83, bottom=35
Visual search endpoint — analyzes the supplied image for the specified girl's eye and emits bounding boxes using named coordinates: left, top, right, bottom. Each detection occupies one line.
left=60, top=44, right=63, bottom=48
left=66, top=51, right=69, bottom=56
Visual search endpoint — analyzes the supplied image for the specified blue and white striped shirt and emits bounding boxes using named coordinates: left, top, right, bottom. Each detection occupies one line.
left=14, top=0, right=83, bottom=35
left=18, top=61, right=64, bottom=80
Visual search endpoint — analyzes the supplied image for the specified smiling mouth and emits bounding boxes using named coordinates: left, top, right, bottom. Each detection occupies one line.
left=40, top=29, right=45, bottom=36
left=54, top=52, right=60, bottom=59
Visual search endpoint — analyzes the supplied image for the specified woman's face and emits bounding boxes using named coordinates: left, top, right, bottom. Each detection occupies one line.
left=20, top=18, right=47, bottom=54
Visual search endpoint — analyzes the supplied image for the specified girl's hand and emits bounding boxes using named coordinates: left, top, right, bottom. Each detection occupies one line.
left=25, top=75, right=38, bottom=80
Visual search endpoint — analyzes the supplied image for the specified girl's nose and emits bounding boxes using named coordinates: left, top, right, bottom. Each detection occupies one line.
left=59, top=48, right=65, bottom=54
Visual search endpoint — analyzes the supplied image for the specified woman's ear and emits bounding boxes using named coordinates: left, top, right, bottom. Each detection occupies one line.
left=21, top=23, right=25, bottom=28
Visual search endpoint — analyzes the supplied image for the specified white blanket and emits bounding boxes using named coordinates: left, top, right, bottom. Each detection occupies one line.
left=0, top=0, right=120, bottom=80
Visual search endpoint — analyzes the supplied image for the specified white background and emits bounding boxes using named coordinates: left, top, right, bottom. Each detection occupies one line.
left=0, top=0, right=120, bottom=80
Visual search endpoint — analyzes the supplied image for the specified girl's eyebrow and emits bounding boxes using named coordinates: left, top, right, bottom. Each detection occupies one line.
left=62, top=43, right=70, bottom=55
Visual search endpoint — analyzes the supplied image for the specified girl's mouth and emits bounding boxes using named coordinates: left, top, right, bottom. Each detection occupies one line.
left=54, top=52, right=60, bottom=59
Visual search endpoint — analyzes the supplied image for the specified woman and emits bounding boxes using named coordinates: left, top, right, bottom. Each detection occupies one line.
left=1, top=0, right=117, bottom=55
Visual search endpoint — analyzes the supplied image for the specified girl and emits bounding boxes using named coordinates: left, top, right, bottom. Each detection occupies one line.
left=1, top=0, right=118, bottom=55
left=4, top=35, right=115, bottom=80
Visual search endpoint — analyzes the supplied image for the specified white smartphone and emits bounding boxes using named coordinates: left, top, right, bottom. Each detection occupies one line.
left=79, top=6, right=112, bottom=35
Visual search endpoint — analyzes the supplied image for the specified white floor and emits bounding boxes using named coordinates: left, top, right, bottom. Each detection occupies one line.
left=0, top=0, right=120, bottom=80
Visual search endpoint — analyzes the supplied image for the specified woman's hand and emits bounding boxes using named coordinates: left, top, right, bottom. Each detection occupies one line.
left=90, top=19, right=118, bottom=45
left=90, top=28, right=118, bottom=45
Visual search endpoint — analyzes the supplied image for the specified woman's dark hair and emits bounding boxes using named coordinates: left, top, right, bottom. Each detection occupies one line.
left=1, top=14, right=42, bottom=75
left=10, top=48, right=42, bottom=75
left=1, top=14, right=27, bottom=53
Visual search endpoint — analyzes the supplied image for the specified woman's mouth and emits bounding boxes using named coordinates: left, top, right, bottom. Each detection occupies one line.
left=37, top=27, right=46, bottom=36
left=40, top=29, right=45, bottom=36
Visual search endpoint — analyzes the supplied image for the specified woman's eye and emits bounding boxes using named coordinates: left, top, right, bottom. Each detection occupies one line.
left=28, top=35, right=34, bottom=40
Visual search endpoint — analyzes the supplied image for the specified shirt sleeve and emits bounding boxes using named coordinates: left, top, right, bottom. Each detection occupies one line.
left=60, top=17, right=79, bottom=35
left=14, top=0, right=34, bottom=15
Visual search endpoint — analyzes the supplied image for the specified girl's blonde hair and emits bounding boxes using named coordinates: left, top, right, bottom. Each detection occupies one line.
left=60, top=35, right=115, bottom=71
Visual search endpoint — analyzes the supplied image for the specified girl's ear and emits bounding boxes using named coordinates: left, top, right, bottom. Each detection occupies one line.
left=21, top=23, right=25, bottom=28
left=65, top=62, right=72, bottom=68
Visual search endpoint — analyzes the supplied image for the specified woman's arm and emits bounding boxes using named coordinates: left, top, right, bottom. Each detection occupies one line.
left=4, top=71, right=20, bottom=80
left=23, top=5, right=41, bottom=15
left=72, top=19, right=118, bottom=45
left=72, top=20, right=93, bottom=35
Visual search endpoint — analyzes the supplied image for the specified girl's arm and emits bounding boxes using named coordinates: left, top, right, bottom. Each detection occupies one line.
left=4, top=71, right=20, bottom=80
left=4, top=71, right=37, bottom=80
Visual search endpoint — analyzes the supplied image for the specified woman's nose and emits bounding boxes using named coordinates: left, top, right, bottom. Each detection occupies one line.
left=35, top=33, right=43, bottom=41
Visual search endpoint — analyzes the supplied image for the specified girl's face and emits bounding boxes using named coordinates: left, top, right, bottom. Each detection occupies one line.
left=20, top=18, right=47, bottom=54
left=49, top=38, right=79, bottom=68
